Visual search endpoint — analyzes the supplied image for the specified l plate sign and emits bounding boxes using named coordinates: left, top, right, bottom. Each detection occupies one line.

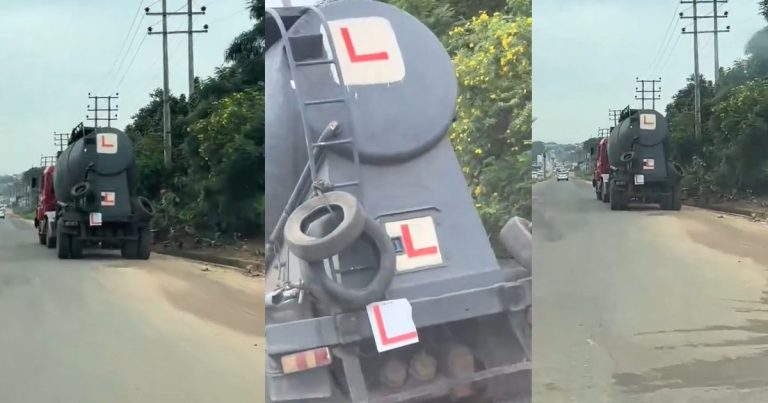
left=97, top=133, right=118, bottom=154
left=327, top=17, right=406, bottom=86
left=385, top=216, right=443, bottom=271
left=640, top=114, right=656, bottom=130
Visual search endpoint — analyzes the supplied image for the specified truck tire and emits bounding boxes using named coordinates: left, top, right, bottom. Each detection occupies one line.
left=56, top=220, right=71, bottom=259
left=602, top=182, right=610, bottom=203
left=38, top=225, right=46, bottom=245
left=299, top=215, right=396, bottom=310
left=610, top=184, right=623, bottom=211
left=133, top=197, right=155, bottom=223
left=136, top=227, right=151, bottom=260
left=121, top=239, right=138, bottom=259
left=671, top=185, right=682, bottom=211
left=284, top=191, right=366, bottom=262
left=596, top=183, right=602, bottom=201
left=70, top=238, right=84, bottom=259
left=45, top=219, right=56, bottom=249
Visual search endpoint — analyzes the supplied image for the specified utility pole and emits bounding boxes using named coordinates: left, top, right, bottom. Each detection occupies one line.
left=711, top=0, right=729, bottom=83
left=40, top=155, right=56, bottom=167
left=634, top=78, right=662, bottom=110
left=54, top=132, right=68, bottom=152
left=87, top=93, right=119, bottom=127
left=609, top=109, right=622, bottom=127
left=147, top=2, right=208, bottom=168
left=681, top=0, right=729, bottom=139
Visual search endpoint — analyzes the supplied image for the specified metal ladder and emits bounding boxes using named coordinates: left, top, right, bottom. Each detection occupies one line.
left=266, top=6, right=364, bottom=200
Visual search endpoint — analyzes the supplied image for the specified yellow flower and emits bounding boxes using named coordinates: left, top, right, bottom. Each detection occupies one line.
left=474, top=148, right=483, bottom=156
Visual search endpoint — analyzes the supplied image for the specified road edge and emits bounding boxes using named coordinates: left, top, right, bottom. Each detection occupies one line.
left=6, top=210, right=263, bottom=275
left=574, top=176, right=765, bottom=219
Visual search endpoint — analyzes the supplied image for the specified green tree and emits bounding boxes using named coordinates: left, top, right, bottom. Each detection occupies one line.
left=446, top=10, right=532, bottom=235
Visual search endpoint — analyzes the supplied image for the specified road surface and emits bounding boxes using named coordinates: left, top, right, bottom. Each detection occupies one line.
left=533, top=177, right=768, bottom=403
left=0, top=214, right=264, bottom=403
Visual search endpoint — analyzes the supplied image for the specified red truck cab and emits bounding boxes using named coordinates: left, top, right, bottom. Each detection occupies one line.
left=592, top=138, right=610, bottom=202
left=34, top=165, right=57, bottom=246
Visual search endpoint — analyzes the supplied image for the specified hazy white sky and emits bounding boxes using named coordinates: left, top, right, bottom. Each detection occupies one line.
left=0, top=0, right=253, bottom=175
left=533, top=0, right=765, bottom=144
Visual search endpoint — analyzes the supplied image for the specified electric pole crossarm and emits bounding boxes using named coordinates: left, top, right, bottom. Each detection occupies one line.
left=149, top=29, right=209, bottom=35
left=146, top=11, right=205, bottom=16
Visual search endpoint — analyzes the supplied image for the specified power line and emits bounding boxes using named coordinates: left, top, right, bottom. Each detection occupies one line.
left=114, top=35, right=149, bottom=92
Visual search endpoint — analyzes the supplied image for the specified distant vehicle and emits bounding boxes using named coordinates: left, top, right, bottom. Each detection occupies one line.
left=597, top=106, right=683, bottom=211
left=0, top=207, right=5, bottom=219
left=592, top=137, right=610, bottom=203
left=556, top=170, right=569, bottom=181
left=32, top=123, right=155, bottom=259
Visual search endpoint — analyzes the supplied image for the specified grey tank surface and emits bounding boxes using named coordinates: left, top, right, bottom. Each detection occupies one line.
left=607, top=109, right=670, bottom=178
left=266, top=2, right=531, bottom=402
left=54, top=126, right=137, bottom=219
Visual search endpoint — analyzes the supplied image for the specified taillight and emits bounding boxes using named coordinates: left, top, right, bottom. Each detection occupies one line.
left=281, top=347, right=332, bottom=375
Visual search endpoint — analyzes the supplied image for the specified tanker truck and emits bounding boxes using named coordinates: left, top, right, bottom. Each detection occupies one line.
left=604, top=107, right=684, bottom=210
left=265, top=2, right=532, bottom=402
left=32, top=123, right=155, bottom=259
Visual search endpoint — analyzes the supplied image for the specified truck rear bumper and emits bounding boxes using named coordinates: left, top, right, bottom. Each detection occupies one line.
left=266, top=277, right=532, bottom=402
left=266, top=278, right=531, bottom=356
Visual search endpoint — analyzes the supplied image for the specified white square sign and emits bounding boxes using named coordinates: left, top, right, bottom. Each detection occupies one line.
left=327, top=17, right=406, bottom=86
left=634, top=174, right=645, bottom=185
left=97, top=133, right=118, bottom=154
left=101, top=192, right=116, bottom=207
left=366, top=299, right=419, bottom=353
left=384, top=216, right=443, bottom=271
left=89, top=212, right=102, bottom=226
left=639, top=114, right=656, bottom=130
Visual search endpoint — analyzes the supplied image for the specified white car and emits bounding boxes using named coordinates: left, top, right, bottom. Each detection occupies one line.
left=0, top=209, right=5, bottom=219
left=556, top=170, right=569, bottom=181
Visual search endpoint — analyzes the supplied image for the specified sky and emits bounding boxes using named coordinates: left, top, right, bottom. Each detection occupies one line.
left=533, top=0, right=766, bottom=145
left=0, top=0, right=253, bottom=175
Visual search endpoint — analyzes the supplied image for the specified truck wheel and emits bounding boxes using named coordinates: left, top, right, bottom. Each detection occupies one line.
left=121, top=239, right=138, bottom=259
left=596, top=183, right=602, bottom=201
left=602, top=183, right=610, bottom=203
left=610, top=185, right=623, bottom=211
left=38, top=225, right=46, bottom=245
left=56, top=221, right=71, bottom=259
left=136, top=227, right=151, bottom=260
left=672, top=185, right=682, bottom=211
left=132, top=197, right=155, bottom=223
left=70, top=238, right=84, bottom=259
left=45, top=219, right=57, bottom=249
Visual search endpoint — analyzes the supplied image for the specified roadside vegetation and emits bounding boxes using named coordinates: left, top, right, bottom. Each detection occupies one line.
left=383, top=0, right=532, bottom=239
left=665, top=1, right=768, bottom=205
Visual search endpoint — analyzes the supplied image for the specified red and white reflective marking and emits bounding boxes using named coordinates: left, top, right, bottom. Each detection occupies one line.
left=384, top=216, right=443, bottom=271
left=97, top=133, right=118, bottom=154
left=281, top=347, right=332, bottom=375
left=366, top=298, right=419, bottom=353
left=101, top=192, right=116, bottom=207
left=639, top=114, right=656, bottom=130
left=643, top=158, right=655, bottom=170
left=327, top=17, right=405, bottom=86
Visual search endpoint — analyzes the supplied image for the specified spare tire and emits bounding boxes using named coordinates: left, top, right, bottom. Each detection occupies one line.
left=284, top=191, right=365, bottom=262
left=133, top=197, right=155, bottom=223
left=300, top=215, right=396, bottom=310
left=620, top=151, right=635, bottom=163
left=70, top=182, right=90, bottom=199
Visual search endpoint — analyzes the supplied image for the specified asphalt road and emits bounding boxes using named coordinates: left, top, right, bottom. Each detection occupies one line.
left=533, top=176, right=768, bottom=403
left=0, top=215, right=264, bottom=403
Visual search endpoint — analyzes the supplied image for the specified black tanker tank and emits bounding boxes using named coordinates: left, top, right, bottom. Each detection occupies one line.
left=605, top=107, right=682, bottom=211
left=46, top=123, right=154, bottom=260
left=54, top=125, right=137, bottom=219
left=265, top=1, right=531, bottom=402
